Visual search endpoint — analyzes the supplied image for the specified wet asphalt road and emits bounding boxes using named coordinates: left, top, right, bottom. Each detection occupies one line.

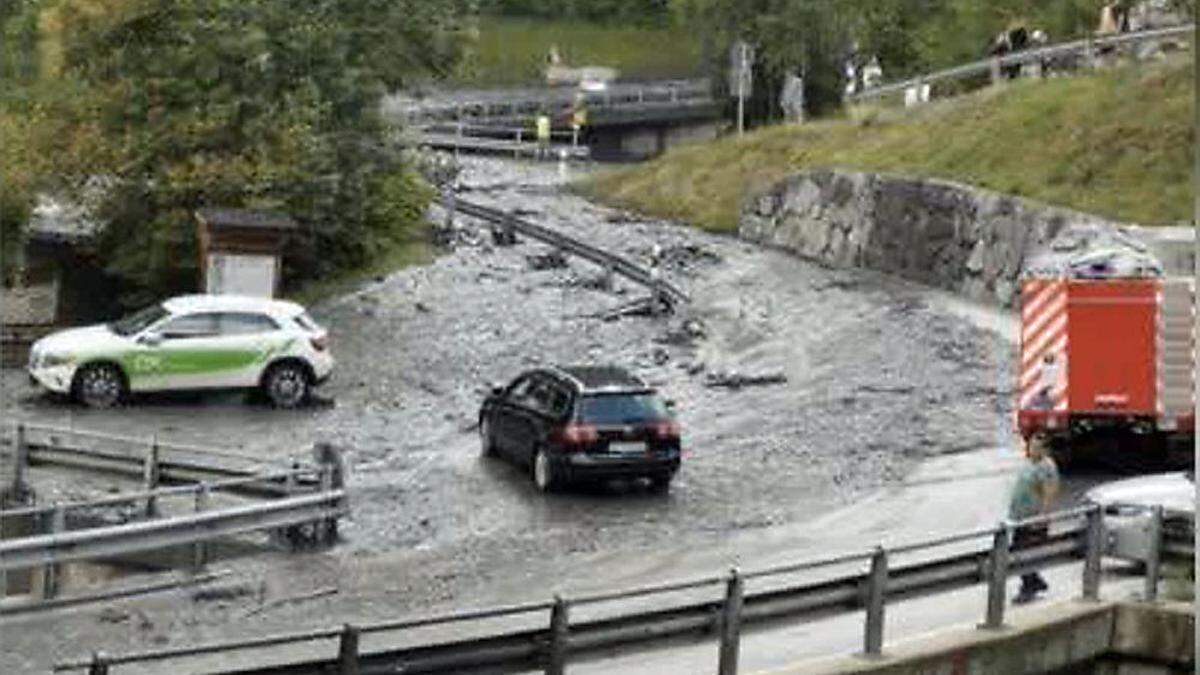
left=0, top=157, right=1129, bottom=672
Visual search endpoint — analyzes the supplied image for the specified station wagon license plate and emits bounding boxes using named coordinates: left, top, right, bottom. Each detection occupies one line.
left=609, top=441, right=646, bottom=455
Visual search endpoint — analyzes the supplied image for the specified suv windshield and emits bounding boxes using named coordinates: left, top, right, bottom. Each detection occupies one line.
left=109, top=304, right=170, bottom=337
left=578, top=393, right=668, bottom=424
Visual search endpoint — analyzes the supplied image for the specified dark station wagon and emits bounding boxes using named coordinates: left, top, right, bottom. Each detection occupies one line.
left=479, top=366, right=682, bottom=492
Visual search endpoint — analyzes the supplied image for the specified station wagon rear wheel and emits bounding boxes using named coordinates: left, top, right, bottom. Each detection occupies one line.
left=532, top=448, right=560, bottom=493
left=263, top=362, right=310, bottom=409
left=73, top=363, right=126, bottom=409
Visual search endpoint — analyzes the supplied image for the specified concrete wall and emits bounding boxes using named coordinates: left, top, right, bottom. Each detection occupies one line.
left=768, top=601, right=1194, bottom=675
left=739, top=170, right=1183, bottom=308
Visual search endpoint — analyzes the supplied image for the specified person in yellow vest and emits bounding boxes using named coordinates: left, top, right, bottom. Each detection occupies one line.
left=536, top=114, right=551, bottom=157
left=571, top=93, right=588, bottom=148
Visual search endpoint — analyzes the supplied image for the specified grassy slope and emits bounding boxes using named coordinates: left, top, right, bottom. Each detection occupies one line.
left=582, top=59, right=1194, bottom=232
left=463, top=17, right=700, bottom=86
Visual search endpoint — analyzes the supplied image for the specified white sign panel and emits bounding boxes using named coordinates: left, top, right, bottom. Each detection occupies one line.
left=207, top=253, right=277, bottom=298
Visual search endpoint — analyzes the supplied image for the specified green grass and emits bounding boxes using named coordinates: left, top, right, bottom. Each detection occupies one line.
left=460, top=17, right=701, bottom=86
left=581, top=59, right=1194, bottom=232
left=287, top=229, right=434, bottom=307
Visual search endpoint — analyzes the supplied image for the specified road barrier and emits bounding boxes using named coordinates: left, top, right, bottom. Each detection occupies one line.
left=1, top=422, right=326, bottom=499
left=847, top=24, right=1194, bottom=103
left=0, top=422, right=348, bottom=605
left=449, top=197, right=690, bottom=307
left=53, top=503, right=1194, bottom=674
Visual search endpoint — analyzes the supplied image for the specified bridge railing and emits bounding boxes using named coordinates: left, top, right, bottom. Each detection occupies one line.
left=53, top=502, right=1193, bottom=674
left=394, top=79, right=714, bottom=125
left=847, top=24, right=1194, bottom=103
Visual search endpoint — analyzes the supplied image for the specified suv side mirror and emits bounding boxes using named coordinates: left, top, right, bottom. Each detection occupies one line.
left=138, top=332, right=163, bottom=347
left=490, top=383, right=505, bottom=397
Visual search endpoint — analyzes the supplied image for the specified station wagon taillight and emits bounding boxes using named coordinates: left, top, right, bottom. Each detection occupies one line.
left=559, top=424, right=599, bottom=446
left=653, top=420, right=681, bottom=439
left=310, top=335, right=328, bottom=352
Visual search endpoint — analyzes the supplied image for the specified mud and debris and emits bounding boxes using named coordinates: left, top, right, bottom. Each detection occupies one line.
left=0, top=157, right=1021, bottom=671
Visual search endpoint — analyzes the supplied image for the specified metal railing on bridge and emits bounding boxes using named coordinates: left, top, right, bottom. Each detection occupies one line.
left=847, top=24, right=1194, bottom=103
left=53, top=502, right=1193, bottom=674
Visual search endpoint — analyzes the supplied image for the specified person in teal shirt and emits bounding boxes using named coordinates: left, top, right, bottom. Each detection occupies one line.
left=1009, top=431, right=1060, bottom=603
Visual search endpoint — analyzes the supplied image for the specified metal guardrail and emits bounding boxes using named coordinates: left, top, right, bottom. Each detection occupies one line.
left=449, top=197, right=690, bottom=306
left=0, top=489, right=346, bottom=574
left=848, top=24, right=1194, bottom=102
left=1, top=422, right=320, bottom=499
left=55, top=503, right=1194, bottom=674
left=1, top=422, right=349, bottom=605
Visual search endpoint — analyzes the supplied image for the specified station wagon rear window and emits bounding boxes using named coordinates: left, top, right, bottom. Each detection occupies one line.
left=578, top=393, right=668, bottom=424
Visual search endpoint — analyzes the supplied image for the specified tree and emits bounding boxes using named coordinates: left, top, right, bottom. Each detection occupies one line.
left=3, top=0, right=468, bottom=305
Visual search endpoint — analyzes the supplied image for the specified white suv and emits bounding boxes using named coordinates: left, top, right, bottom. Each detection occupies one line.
left=28, top=294, right=333, bottom=408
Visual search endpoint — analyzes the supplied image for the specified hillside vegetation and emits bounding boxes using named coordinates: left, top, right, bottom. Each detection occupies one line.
left=583, top=59, right=1194, bottom=232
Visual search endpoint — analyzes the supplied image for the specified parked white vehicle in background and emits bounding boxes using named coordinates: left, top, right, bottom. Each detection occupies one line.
left=28, top=295, right=333, bottom=409
left=1083, top=471, right=1194, bottom=564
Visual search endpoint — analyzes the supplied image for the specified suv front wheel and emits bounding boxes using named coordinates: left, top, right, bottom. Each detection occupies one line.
left=263, top=362, right=310, bottom=409
left=73, top=363, right=127, bottom=409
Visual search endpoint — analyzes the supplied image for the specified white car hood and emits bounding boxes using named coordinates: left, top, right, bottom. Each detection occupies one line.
left=33, top=324, right=129, bottom=355
left=1085, top=472, right=1195, bottom=514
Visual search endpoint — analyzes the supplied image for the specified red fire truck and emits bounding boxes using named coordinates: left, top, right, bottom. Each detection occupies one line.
left=1016, top=275, right=1194, bottom=464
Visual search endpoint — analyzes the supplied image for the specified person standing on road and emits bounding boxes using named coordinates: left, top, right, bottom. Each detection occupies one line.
left=1009, top=431, right=1060, bottom=603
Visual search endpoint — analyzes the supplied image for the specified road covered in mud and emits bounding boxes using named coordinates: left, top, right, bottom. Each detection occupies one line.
left=1, top=157, right=1021, bottom=671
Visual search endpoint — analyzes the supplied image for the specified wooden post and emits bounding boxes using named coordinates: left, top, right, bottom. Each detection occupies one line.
left=143, top=438, right=160, bottom=518
left=192, top=483, right=210, bottom=573
left=42, top=503, right=65, bottom=600
left=337, top=624, right=360, bottom=675
left=981, top=524, right=1010, bottom=629
left=546, top=595, right=570, bottom=675
left=717, top=568, right=744, bottom=675
left=862, top=547, right=887, bottom=657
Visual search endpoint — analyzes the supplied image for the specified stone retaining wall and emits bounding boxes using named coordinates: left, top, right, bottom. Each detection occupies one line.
left=738, top=170, right=1162, bottom=307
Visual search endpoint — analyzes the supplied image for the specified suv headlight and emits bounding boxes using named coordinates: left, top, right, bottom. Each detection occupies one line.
left=41, top=353, right=75, bottom=367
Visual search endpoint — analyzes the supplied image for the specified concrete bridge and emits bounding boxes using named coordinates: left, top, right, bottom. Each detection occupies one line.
left=383, top=79, right=724, bottom=161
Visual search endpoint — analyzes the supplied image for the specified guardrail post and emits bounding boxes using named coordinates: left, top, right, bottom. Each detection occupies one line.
left=863, top=547, right=887, bottom=657
left=1081, top=505, right=1104, bottom=601
left=989, top=57, right=1002, bottom=85
left=285, top=457, right=298, bottom=494
left=717, top=567, right=744, bottom=675
left=1143, top=505, right=1164, bottom=601
left=443, top=189, right=456, bottom=231
left=88, top=651, right=110, bottom=675
left=41, top=502, right=65, bottom=600
left=981, top=523, right=1011, bottom=629
left=192, top=483, right=210, bottom=572
left=11, top=422, right=29, bottom=501
left=337, top=623, right=360, bottom=675
left=319, top=463, right=336, bottom=546
left=501, top=210, right=518, bottom=247
left=546, top=594, right=570, bottom=675
left=143, top=438, right=160, bottom=517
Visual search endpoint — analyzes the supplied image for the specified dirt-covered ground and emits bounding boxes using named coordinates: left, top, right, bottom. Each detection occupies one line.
left=0, top=157, right=1022, bottom=672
